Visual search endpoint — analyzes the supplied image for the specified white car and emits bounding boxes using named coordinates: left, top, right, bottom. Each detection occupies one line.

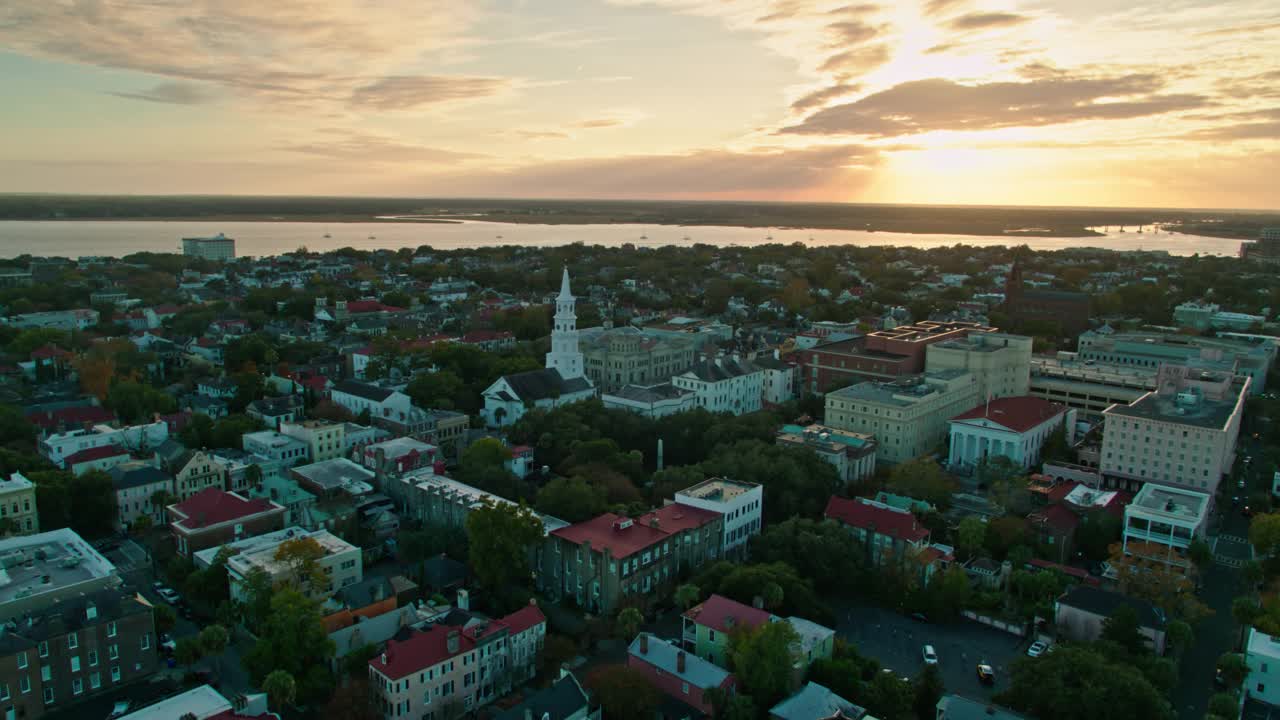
left=108, top=700, right=132, bottom=718
left=157, top=587, right=181, bottom=604
left=1027, top=641, right=1049, bottom=657
left=922, top=645, right=939, bottom=665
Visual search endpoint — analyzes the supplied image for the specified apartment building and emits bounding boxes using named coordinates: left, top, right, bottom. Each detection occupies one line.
left=181, top=233, right=236, bottom=260
left=167, top=489, right=287, bottom=557
left=673, top=478, right=762, bottom=559
left=280, top=420, right=346, bottom=462
left=578, top=325, right=698, bottom=393
left=108, top=463, right=172, bottom=531
left=824, top=496, right=931, bottom=569
left=0, top=588, right=159, bottom=720
left=39, top=421, right=169, bottom=468
left=368, top=603, right=546, bottom=719
left=0, top=529, right=121, bottom=620
left=1121, top=484, right=1210, bottom=576
left=627, top=634, right=735, bottom=718
left=395, top=470, right=567, bottom=538
left=672, top=355, right=765, bottom=416
left=825, top=369, right=979, bottom=465
left=217, top=527, right=362, bottom=602
left=775, top=424, right=878, bottom=484
left=1099, top=365, right=1249, bottom=494
left=0, top=473, right=39, bottom=537
left=538, top=505, right=724, bottom=615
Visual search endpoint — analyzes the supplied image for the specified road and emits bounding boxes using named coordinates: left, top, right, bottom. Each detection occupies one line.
left=835, top=601, right=1027, bottom=700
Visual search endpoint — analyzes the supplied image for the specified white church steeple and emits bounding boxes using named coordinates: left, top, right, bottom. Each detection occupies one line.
left=546, top=266, right=585, bottom=380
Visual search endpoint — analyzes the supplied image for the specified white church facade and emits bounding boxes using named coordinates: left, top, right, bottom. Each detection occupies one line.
left=481, top=267, right=596, bottom=428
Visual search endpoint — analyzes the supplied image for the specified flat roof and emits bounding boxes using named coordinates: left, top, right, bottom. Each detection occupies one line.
left=1106, top=389, right=1239, bottom=430
left=828, top=369, right=970, bottom=407
left=223, top=528, right=356, bottom=577
left=1128, top=484, right=1210, bottom=522
left=292, top=458, right=375, bottom=493
left=118, top=685, right=231, bottom=720
left=1249, top=628, right=1280, bottom=662
left=676, top=477, right=761, bottom=503
left=0, top=528, right=117, bottom=607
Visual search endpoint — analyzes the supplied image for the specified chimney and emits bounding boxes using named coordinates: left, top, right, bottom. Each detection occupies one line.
left=677, top=651, right=686, bottom=673
left=649, top=515, right=659, bottom=530
left=447, top=630, right=460, bottom=654
left=381, top=652, right=387, bottom=665
left=640, top=633, right=649, bottom=654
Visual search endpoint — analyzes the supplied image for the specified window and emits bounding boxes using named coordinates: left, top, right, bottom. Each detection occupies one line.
left=682, top=682, right=690, bottom=695
left=72, top=678, right=82, bottom=695
left=89, top=650, right=98, bottom=666
left=38, top=641, right=48, bottom=658
left=19, top=677, right=29, bottom=694
left=68, top=632, right=78, bottom=649
left=70, top=657, right=80, bottom=672
left=141, top=633, right=151, bottom=651
left=107, top=622, right=117, bottom=638
left=43, top=687, right=53, bottom=705
left=110, top=666, right=120, bottom=683
left=17, top=652, right=26, bottom=669
left=90, top=672, right=100, bottom=689
left=40, top=666, right=50, bottom=682
left=0, top=684, right=8, bottom=701
left=108, top=644, right=118, bottom=660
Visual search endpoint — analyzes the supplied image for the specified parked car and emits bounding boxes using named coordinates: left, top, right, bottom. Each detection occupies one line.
left=157, top=587, right=181, bottom=604
left=910, top=612, right=929, bottom=623
left=108, top=700, right=132, bottom=719
left=922, top=645, right=939, bottom=665
left=1027, top=641, right=1049, bottom=657
left=977, top=662, right=995, bottom=685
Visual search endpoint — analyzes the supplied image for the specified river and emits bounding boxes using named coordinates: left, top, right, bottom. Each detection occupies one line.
left=0, top=220, right=1244, bottom=259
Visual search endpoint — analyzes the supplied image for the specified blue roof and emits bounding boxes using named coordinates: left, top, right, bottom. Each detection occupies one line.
left=780, top=424, right=870, bottom=449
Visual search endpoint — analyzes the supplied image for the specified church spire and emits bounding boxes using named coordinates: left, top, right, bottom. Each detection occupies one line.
left=546, top=266, right=585, bottom=380
left=558, top=265, right=573, bottom=300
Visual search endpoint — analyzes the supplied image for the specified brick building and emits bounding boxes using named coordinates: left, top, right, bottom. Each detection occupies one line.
left=167, top=488, right=287, bottom=557
left=797, top=321, right=997, bottom=394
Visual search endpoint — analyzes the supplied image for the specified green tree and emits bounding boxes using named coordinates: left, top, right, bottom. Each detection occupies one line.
left=262, top=669, right=298, bottom=712
left=997, top=644, right=1173, bottom=720
left=324, top=678, right=381, bottom=720
left=1251, top=513, right=1280, bottom=556
left=464, top=500, right=544, bottom=607
left=586, top=665, right=660, bottom=720
left=1165, top=620, right=1192, bottom=657
left=153, top=604, right=176, bottom=636
left=1217, top=652, right=1248, bottom=690
left=243, top=588, right=335, bottom=704
left=174, top=637, right=203, bottom=669
left=1188, top=538, right=1213, bottom=571
left=675, top=584, right=701, bottom=611
left=273, top=536, right=328, bottom=593
left=747, top=518, right=865, bottom=595
left=1101, top=605, right=1146, bottom=656
left=535, top=475, right=607, bottom=523
left=956, top=517, right=986, bottom=560
left=405, top=370, right=466, bottom=411
left=887, top=459, right=956, bottom=509
left=1208, top=692, right=1239, bottom=719
left=729, top=621, right=800, bottom=709
left=618, top=608, right=643, bottom=639
left=199, top=624, right=230, bottom=677
left=912, top=664, right=945, bottom=720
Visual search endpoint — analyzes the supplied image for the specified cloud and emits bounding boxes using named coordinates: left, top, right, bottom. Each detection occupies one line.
left=278, top=129, right=481, bottom=164
left=511, top=130, right=571, bottom=140
left=825, top=20, right=881, bottom=45
left=791, top=82, right=863, bottom=112
left=782, top=74, right=1211, bottom=136
left=1216, top=71, right=1280, bottom=100
left=573, top=118, right=627, bottom=129
left=922, top=0, right=967, bottom=16
left=818, top=44, right=892, bottom=74
left=944, top=12, right=1031, bottom=31
left=106, top=81, right=216, bottom=105
left=348, top=76, right=511, bottom=111
left=438, top=144, right=882, bottom=198
left=1196, top=21, right=1280, bottom=37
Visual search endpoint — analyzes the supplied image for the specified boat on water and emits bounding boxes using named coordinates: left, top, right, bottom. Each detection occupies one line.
left=323, top=233, right=331, bottom=238
left=766, top=235, right=774, bottom=240
left=640, top=234, right=648, bottom=240
left=368, top=235, right=376, bottom=240
left=496, top=235, right=503, bottom=239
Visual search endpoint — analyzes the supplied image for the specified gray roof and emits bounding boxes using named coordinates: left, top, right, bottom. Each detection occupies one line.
left=1058, top=586, right=1166, bottom=629
left=336, top=576, right=395, bottom=609
left=492, top=673, right=590, bottom=720
left=0, top=588, right=151, bottom=653
left=628, top=634, right=730, bottom=690
left=247, top=395, right=301, bottom=416
left=421, top=555, right=468, bottom=590
left=934, top=695, right=1030, bottom=720
left=608, top=382, right=694, bottom=403
left=502, top=368, right=592, bottom=401
left=1106, top=387, right=1241, bottom=430
left=770, top=682, right=865, bottom=720
left=108, top=463, right=172, bottom=491
left=680, top=357, right=759, bottom=382
left=333, top=380, right=396, bottom=402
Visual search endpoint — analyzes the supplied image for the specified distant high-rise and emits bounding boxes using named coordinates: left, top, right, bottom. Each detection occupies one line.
left=181, top=233, right=236, bottom=261
left=1240, top=227, right=1280, bottom=265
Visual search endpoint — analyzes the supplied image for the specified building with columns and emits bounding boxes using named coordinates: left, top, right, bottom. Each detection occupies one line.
left=947, top=396, right=1070, bottom=472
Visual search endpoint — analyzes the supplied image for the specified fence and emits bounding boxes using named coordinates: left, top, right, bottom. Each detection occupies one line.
left=962, top=610, right=1028, bottom=637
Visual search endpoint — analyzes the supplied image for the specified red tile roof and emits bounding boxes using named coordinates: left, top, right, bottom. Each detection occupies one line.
left=30, top=344, right=72, bottom=360
left=64, top=445, right=129, bottom=465
left=683, top=594, right=771, bottom=634
left=824, top=496, right=930, bottom=543
left=499, top=603, right=547, bottom=635
left=1028, top=503, right=1080, bottom=534
left=26, top=406, right=116, bottom=430
left=346, top=300, right=405, bottom=314
left=373, top=624, right=475, bottom=680
left=552, top=504, right=722, bottom=560
left=950, top=396, right=1066, bottom=433
left=461, top=330, right=514, bottom=343
left=170, top=488, right=282, bottom=531
left=639, top=503, right=721, bottom=535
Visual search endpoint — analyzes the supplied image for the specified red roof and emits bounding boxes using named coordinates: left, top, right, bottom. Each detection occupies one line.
left=170, top=488, right=282, bottom=531
left=950, top=396, right=1066, bottom=433
left=552, top=504, right=722, bottom=559
left=153, top=304, right=181, bottom=315
left=1045, top=481, right=1081, bottom=504
left=1027, top=558, right=1100, bottom=585
left=683, top=594, right=771, bottom=634
left=373, top=624, right=476, bottom=680
left=345, top=300, right=405, bottom=314
left=500, top=603, right=547, bottom=634
left=1028, top=503, right=1080, bottom=534
left=26, top=406, right=115, bottom=430
left=824, top=496, right=930, bottom=543
left=30, top=344, right=72, bottom=360
left=461, top=330, right=513, bottom=343
left=63, top=445, right=129, bottom=465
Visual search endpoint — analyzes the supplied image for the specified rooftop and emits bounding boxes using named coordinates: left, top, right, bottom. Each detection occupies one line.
left=292, top=458, right=375, bottom=495
left=553, top=504, right=721, bottom=559
left=1127, top=484, right=1210, bottom=522
left=1248, top=627, right=1280, bottom=662
left=0, top=528, right=118, bottom=610
left=333, top=380, right=397, bottom=402
left=675, top=477, right=761, bottom=504
left=683, top=594, right=772, bottom=634
left=770, top=681, right=865, bottom=720
left=606, top=382, right=696, bottom=404
left=1105, top=381, right=1245, bottom=430
left=117, top=685, right=232, bottom=720
left=1058, top=586, right=1165, bottom=629
left=223, top=527, right=356, bottom=578
left=365, top=436, right=437, bottom=460
left=824, top=496, right=929, bottom=543
left=935, top=695, right=1030, bottom=720
left=950, top=396, right=1066, bottom=433
left=170, top=489, right=284, bottom=532
left=778, top=424, right=877, bottom=452
left=242, top=430, right=307, bottom=450
left=629, top=634, right=731, bottom=689
left=827, top=369, right=972, bottom=407
left=63, top=444, right=130, bottom=465
left=403, top=470, right=568, bottom=535
left=0, top=472, right=34, bottom=493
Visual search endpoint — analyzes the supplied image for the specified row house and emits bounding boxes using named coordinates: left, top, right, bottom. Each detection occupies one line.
left=538, top=504, right=724, bottom=615
left=167, top=488, right=287, bottom=557
left=368, top=603, right=546, bottom=720
left=627, top=634, right=735, bottom=718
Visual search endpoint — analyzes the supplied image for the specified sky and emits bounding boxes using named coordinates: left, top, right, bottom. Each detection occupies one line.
left=1, top=0, right=1278, bottom=208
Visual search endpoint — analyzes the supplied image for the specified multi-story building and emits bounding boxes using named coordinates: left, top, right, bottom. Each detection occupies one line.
left=0, top=588, right=159, bottom=720
left=0, top=473, right=39, bottom=537
left=241, top=430, right=310, bottom=464
left=1029, top=356, right=1156, bottom=418
left=216, top=527, right=362, bottom=602
left=114, top=684, right=273, bottom=720
left=681, top=594, right=771, bottom=666
left=601, top=383, right=698, bottom=418
left=1245, top=628, right=1280, bottom=708
left=627, top=634, right=735, bottom=718
left=0, top=309, right=100, bottom=332
left=1054, top=586, right=1166, bottom=655
left=209, top=449, right=283, bottom=492
left=167, top=488, right=287, bottom=557
left=1120, top=484, right=1210, bottom=576
left=108, top=463, right=172, bottom=531
left=538, top=505, right=724, bottom=615
left=946, top=396, right=1069, bottom=472
left=756, top=352, right=799, bottom=406
left=1001, top=262, right=1092, bottom=340
left=672, top=355, right=765, bottom=416
left=775, top=424, right=877, bottom=484
left=1099, top=365, right=1249, bottom=494
left=0, top=529, right=121, bottom=619
left=1077, top=330, right=1272, bottom=396
left=181, top=233, right=236, bottom=261
left=168, top=451, right=228, bottom=502
left=824, top=496, right=931, bottom=569
left=362, top=438, right=438, bottom=475
left=1241, top=226, right=1280, bottom=264
left=797, top=321, right=996, bottom=395
left=290, top=458, right=375, bottom=499
left=40, top=421, right=169, bottom=468
left=245, top=395, right=304, bottom=430
left=368, top=604, right=547, bottom=719
left=395, top=470, right=567, bottom=538
left=63, top=445, right=131, bottom=477
left=578, top=325, right=698, bottom=393
left=673, top=478, right=762, bottom=559
left=925, top=332, right=1032, bottom=401
left=825, top=369, right=979, bottom=465
left=280, top=420, right=346, bottom=462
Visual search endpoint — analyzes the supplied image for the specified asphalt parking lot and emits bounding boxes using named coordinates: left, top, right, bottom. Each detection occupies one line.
left=836, top=602, right=1029, bottom=699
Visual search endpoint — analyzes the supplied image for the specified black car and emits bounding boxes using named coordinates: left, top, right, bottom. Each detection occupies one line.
left=910, top=612, right=929, bottom=623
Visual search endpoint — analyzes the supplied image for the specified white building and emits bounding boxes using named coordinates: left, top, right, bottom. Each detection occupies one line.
left=0, top=528, right=120, bottom=617
left=242, top=430, right=309, bottom=463
left=775, top=424, right=877, bottom=484
left=212, top=527, right=362, bottom=602
left=672, top=355, right=765, bottom=416
left=546, top=266, right=585, bottom=381
left=181, top=233, right=236, bottom=261
left=109, top=462, right=173, bottom=531
left=330, top=380, right=413, bottom=419
left=1121, top=483, right=1210, bottom=575
left=756, top=352, right=798, bottom=405
left=1246, top=628, right=1280, bottom=708
left=0, top=472, right=39, bottom=536
left=39, top=421, right=169, bottom=468
left=947, top=396, right=1069, bottom=472
left=280, top=419, right=346, bottom=462
left=925, top=332, right=1032, bottom=402
left=601, top=383, right=698, bottom=418
left=673, top=477, right=762, bottom=559
left=825, top=369, right=979, bottom=465
left=1, top=308, right=99, bottom=331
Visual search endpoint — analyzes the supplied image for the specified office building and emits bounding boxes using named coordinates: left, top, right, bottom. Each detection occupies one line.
left=579, top=325, right=698, bottom=393
left=1100, top=365, right=1249, bottom=494
left=181, top=233, right=236, bottom=261
left=1001, top=261, right=1091, bottom=340
left=825, top=369, right=979, bottom=465
left=1240, top=227, right=1280, bottom=265
left=925, top=332, right=1033, bottom=401
left=1077, top=330, right=1272, bottom=396
left=280, top=420, right=346, bottom=462
left=798, top=320, right=996, bottom=394
left=673, top=478, right=762, bottom=559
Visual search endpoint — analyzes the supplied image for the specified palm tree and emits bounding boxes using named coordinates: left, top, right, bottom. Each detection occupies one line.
left=618, top=607, right=643, bottom=639
left=263, top=669, right=297, bottom=712
left=675, top=584, right=701, bottom=611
